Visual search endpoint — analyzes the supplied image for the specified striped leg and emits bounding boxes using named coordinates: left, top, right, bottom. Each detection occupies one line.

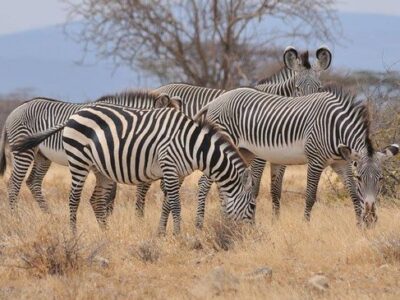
left=135, top=182, right=151, bottom=217
left=8, top=150, right=35, bottom=211
left=270, top=163, right=287, bottom=218
left=105, top=182, right=117, bottom=217
left=68, top=167, right=90, bottom=234
left=196, top=175, right=212, bottom=229
left=88, top=171, right=112, bottom=230
left=330, top=162, right=362, bottom=224
left=158, top=175, right=181, bottom=235
left=160, top=178, right=183, bottom=196
left=25, top=152, right=51, bottom=213
left=304, top=163, right=324, bottom=221
left=250, top=158, right=267, bottom=198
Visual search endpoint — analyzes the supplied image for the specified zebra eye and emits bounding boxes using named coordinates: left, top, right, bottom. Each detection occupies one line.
left=378, top=176, right=384, bottom=181
left=355, top=175, right=361, bottom=181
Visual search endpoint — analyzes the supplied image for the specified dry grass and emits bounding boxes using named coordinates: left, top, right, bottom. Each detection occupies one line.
left=0, top=164, right=400, bottom=299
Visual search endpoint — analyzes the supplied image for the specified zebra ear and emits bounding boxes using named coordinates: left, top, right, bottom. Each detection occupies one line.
left=338, top=145, right=352, bottom=161
left=316, top=46, right=332, bottom=70
left=154, top=93, right=171, bottom=109
left=377, top=144, right=399, bottom=162
left=169, top=96, right=182, bottom=111
left=283, top=46, right=300, bottom=71
left=242, top=167, right=253, bottom=191
left=338, top=144, right=360, bottom=161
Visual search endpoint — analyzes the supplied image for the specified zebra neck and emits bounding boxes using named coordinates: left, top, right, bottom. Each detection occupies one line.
left=277, top=76, right=296, bottom=97
left=191, top=133, right=243, bottom=182
left=256, top=76, right=295, bottom=97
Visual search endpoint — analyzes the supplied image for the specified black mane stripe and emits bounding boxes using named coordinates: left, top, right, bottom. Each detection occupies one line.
left=300, top=51, right=311, bottom=69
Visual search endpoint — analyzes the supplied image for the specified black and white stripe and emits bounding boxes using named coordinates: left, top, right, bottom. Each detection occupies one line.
left=14, top=105, right=255, bottom=234
left=0, top=91, right=179, bottom=211
left=195, top=87, right=398, bottom=225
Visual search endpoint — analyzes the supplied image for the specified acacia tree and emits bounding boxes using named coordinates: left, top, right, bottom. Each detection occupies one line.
left=65, top=0, right=339, bottom=89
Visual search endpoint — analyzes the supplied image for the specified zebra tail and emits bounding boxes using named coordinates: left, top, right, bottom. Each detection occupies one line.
left=193, top=106, right=209, bottom=123
left=12, top=122, right=67, bottom=153
left=0, top=126, right=7, bottom=176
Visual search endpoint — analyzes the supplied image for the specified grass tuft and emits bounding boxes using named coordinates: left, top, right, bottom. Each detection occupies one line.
left=374, top=234, right=400, bottom=263
left=15, top=231, right=82, bottom=277
left=136, top=239, right=161, bottom=263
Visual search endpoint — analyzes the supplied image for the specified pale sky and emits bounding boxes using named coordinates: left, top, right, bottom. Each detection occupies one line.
left=0, top=0, right=399, bottom=35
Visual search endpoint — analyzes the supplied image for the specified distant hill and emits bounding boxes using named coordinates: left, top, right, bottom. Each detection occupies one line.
left=0, top=12, right=399, bottom=101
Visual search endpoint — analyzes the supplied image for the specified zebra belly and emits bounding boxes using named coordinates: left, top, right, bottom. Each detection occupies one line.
left=38, top=145, right=69, bottom=166
left=90, top=151, right=163, bottom=185
left=240, top=140, right=308, bottom=165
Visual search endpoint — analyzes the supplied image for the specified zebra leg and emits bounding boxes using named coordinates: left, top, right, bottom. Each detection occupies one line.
left=158, top=176, right=181, bottom=235
left=330, top=162, right=362, bottom=224
left=196, top=175, right=212, bottom=229
left=8, top=150, right=35, bottom=211
left=304, top=163, right=324, bottom=221
left=160, top=177, right=183, bottom=195
left=250, top=158, right=267, bottom=198
left=105, top=182, right=117, bottom=217
left=25, top=152, right=51, bottom=213
left=89, top=171, right=113, bottom=230
left=135, top=182, right=151, bottom=217
left=69, top=169, right=90, bottom=235
left=270, top=163, right=287, bottom=218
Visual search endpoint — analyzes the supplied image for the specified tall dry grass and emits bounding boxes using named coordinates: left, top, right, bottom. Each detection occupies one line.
left=0, top=164, right=399, bottom=299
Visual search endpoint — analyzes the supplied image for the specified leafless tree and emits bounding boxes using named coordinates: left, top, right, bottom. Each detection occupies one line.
left=64, top=0, right=340, bottom=89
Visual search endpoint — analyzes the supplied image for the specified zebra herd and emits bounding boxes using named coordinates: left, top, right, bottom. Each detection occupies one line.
left=1, top=46, right=398, bottom=234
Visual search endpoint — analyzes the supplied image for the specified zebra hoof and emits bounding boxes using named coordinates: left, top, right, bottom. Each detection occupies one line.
left=195, top=221, right=204, bottom=230
left=157, top=229, right=167, bottom=237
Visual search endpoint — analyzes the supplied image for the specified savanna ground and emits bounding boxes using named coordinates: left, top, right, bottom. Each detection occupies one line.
left=0, top=163, right=399, bottom=299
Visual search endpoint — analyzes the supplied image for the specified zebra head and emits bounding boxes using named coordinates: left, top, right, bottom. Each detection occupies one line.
left=283, top=46, right=332, bottom=96
left=225, top=167, right=256, bottom=223
left=339, top=144, right=399, bottom=227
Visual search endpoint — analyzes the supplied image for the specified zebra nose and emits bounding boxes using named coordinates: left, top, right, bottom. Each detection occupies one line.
left=363, top=201, right=378, bottom=228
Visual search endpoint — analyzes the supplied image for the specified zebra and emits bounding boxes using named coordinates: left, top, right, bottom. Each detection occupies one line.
left=153, top=46, right=333, bottom=227
left=13, top=105, right=256, bottom=235
left=0, top=91, right=181, bottom=212
left=194, top=87, right=398, bottom=226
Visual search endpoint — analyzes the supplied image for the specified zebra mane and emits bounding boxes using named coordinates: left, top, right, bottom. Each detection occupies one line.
left=23, top=96, right=66, bottom=104
left=95, top=89, right=161, bottom=103
left=196, top=119, right=249, bottom=167
left=256, top=67, right=295, bottom=85
left=324, top=86, right=374, bottom=156
left=159, top=82, right=223, bottom=91
left=300, top=51, right=311, bottom=69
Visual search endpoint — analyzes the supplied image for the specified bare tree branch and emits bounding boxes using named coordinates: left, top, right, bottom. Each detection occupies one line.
left=63, top=0, right=340, bottom=89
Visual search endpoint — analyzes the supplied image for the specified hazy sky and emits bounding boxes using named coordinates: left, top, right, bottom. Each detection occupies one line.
left=0, top=0, right=400, bottom=35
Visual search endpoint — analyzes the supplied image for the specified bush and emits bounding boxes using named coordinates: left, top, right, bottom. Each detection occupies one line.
left=16, top=233, right=82, bottom=277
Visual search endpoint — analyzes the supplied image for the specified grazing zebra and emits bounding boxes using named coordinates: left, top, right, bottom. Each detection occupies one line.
left=13, top=105, right=255, bottom=234
left=0, top=91, right=181, bottom=211
left=194, top=87, right=398, bottom=226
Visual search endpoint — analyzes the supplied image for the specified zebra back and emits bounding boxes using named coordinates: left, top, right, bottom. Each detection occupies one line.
left=154, top=83, right=225, bottom=117
left=6, top=90, right=178, bottom=153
